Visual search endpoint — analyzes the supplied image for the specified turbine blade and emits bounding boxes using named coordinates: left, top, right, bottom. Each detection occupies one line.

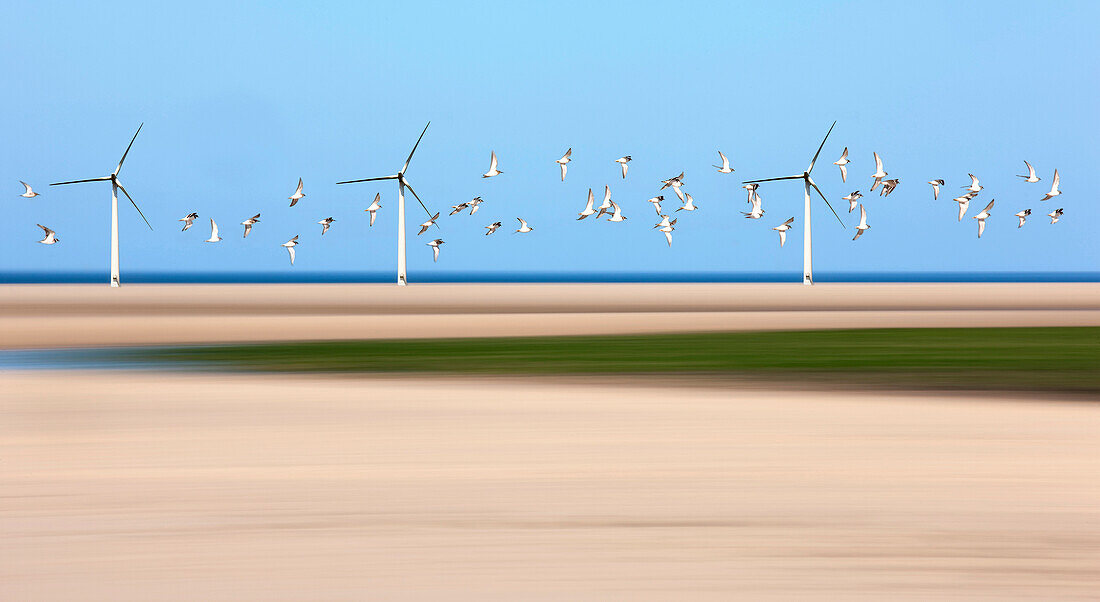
left=740, top=175, right=804, bottom=184
left=50, top=176, right=112, bottom=186
left=400, top=121, right=430, bottom=174
left=116, top=181, right=154, bottom=231
left=114, top=123, right=144, bottom=176
left=806, top=120, right=836, bottom=174
left=809, top=180, right=845, bottom=228
left=335, top=175, right=398, bottom=184
left=402, top=180, right=438, bottom=227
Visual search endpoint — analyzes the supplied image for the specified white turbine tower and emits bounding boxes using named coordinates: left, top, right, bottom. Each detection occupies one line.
left=336, top=122, right=437, bottom=286
left=742, top=121, right=845, bottom=285
left=50, top=123, right=153, bottom=287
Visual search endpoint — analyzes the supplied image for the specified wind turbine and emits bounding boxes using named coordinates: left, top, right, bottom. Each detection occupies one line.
left=50, top=123, right=153, bottom=288
left=742, top=121, right=845, bottom=285
left=336, top=122, right=437, bottom=286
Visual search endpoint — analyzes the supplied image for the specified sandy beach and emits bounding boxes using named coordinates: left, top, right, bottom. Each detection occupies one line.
left=2, top=282, right=1099, bottom=348
left=3, top=371, right=1099, bottom=600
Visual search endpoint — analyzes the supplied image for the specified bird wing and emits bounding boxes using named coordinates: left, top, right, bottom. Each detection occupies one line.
left=432, top=246, right=440, bottom=262
left=620, top=162, right=628, bottom=179
left=874, top=152, right=883, bottom=173
left=778, top=230, right=786, bottom=247
left=1051, top=169, right=1060, bottom=192
left=210, top=218, right=219, bottom=238
left=1025, top=160, right=1036, bottom=179
left=968, top=174, right=979, bottom=188
left=489, top=151, right=498, bottom=171
left=978, top=219, right=986, bottom=238
left=839, top=164, right=847, bottom=182
left=560, top=162, right=567, bottom=181
left=981, top=199, right=995, bottom=213
left=584, top=189, right=594, bottom=210
left=295, top=178, right=303, bottom=195
left=243, top=223, right=252, bottom=237
left=21, top=181, right=33, bottom=194
left=784, top=217, right=795, bottom=226
left=287, top=246, right=295, bottom=265
left=36, top=223, right=51, bottom=234
left=859, top=204, right=867, bottom=227
left=559, top=148, right=571, bottom=162
left=958, top=201, right=968, bottom=221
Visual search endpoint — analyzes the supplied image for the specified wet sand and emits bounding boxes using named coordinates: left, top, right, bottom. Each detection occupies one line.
left=2, top=282, right=1099, bottom=348
left=3, top=371, right=1099, bottom=600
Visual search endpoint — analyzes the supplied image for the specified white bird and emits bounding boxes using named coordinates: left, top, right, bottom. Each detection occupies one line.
left=449, top=202, right=469, bottom=216
left=204, top=218, right=222, bottom=243
left=653, top=214, right=676, bottom=229
left=870, top=152, right=887, bottom=190
left=954, top=191, right=977, bottom=221
left=417, top=212, right=440, bottom=235
left=852, top=204, right=870, bottom=241
left=713, top=151, right=733, bottom=174
left=647, top=195, right=664, bottom=215
left=556, top=148, right=571, bottom=181
left=1040, top=169, right=1061, bottom=201
left=36, top=223, right=59, bottom=244
left=742, top=192, right=765, bottom=219
left=842, top=191, right=862, bottom=213
left=1048, top=208, right=1064, bottom=224
left=515, top=217, right=533, bottom=233
left=615, top=156, right=631, bottom=179
left=577, top=188, right=597, bottom=220
left=318, top=216, right=335, bottom=235
left=19, top=181, right=40, bottom=198
left=833, top=147, right=850, bottom=182
left=426, top=238, right=444, bottom=262
left=657, top=224, right=674, bottom=247
left=1017, top=160, right=1041, bottom=183
left=596, top=185, right=614, bottom=218
left=281, top=235, right=299, bottom=265
left=241, top=213, right=260, bottom=238
left=485, top=221, right=502, bottom=235
left=879, top=179, right=899, bottom=197
left=743, top=183, right=758, bottom=205
left=365, top=193, right=382, bottom=226
left=482, top=151, right=502, bottom=178
left=1015, top=209, right=1031, bottom=228
left=963, top=173, right=983, bottom=193
left=288, top=178, right=305, bottom=207
left=179, top=212, right=199, bottom=231
left=928, top=179, right=944, bottom=200
left=675, top=193, right=697, bottom=212
left=773, top=217, right=794, bottom=247
left=467, top=196, right=484, bottom=215
left=661, top=172, right=686, bottom=202
left=606, top=201, right=627, bottom=222
left=973, top=199, right=994, bottom=238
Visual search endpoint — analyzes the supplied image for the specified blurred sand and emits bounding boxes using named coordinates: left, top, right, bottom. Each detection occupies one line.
left=2, top=282, right=1100, bottom=348
left=2, top=371, right=1099, bottom=600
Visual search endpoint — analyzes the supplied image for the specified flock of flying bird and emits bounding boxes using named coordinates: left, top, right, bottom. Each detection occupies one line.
left=19, top=142, right=1067, bottom=264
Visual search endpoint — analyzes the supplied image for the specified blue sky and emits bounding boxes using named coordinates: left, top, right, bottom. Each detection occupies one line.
left=2, top=0, right=1097, bottom=278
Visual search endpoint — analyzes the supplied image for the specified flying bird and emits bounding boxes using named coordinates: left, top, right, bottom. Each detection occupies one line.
left=1017, top=161, right=1041, bottom=183
left=661, top=172, right=686, bottom=202
left=515, top=217, right=533, bottom=233
left=615, top=156, right=631, bottom=179
left=417, top=212, right=440, bottom=235
left=963, top=174, right=983, bottom=193
left=742, top=192, right=765, bottom=219
left=281, top=235, right=299, bottom=265
left=713, top=151, right=733, bottom=174
left=606, top=202, right=627, bottom=222
left=954, top=192, right=977, bottom=221
left=833, top=147, right=850, bottom=182
left=365, top=193, right=382, bottom=226
left=852, top=204, right=870, bottom=241
left=773, top=217, right=795, bottom=248
left=647, top=195, right=664, bottom=215
left=288, top=178, right=305, bottom=207
left=204, top=218, right=222, bottom=243
left=318, top=216, right=335, bottom=235
left=179, top=212, right=199, bottom=231
left=871, top=152, right=887, bottom=191
left=467, top=196, right=484, bottom=215
left=19, top=181, right=40, bottom=198
left=36, top=224, right=59, bottom=244
left=879, top=179, right=899, bottom=197
left=928, top=179, right=944, bottom=200
left=1015, top=209, right=1031, bottom=228
left=556, top=148, right=572, bottom=181
left=654, top=214, right=676, bottom=229
left=449, top=202, right=469, bottom=216
left=596, top=186, right=614, bottom=218
left=483, top=151, right=502, bottom=178
left=240, top=213, right=260, bottom=238
left=485, top=221, right=502, bottom=235
left=1048, top=208, right=1064, bottom=224
left=577, top=188, right=597, bottom=220
left=842, top=191, right=862, bottom=213
left=1040, top=169, right=1061, bottom=201
left=426, top=238, right=444, bottom=262
left=676, top=193, right=697, bottom=212
left=973, top=199, right=994, bottom=238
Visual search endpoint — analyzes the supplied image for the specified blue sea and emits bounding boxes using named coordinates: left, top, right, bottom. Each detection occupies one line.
left=1, top=271, right=1099, bottom=284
